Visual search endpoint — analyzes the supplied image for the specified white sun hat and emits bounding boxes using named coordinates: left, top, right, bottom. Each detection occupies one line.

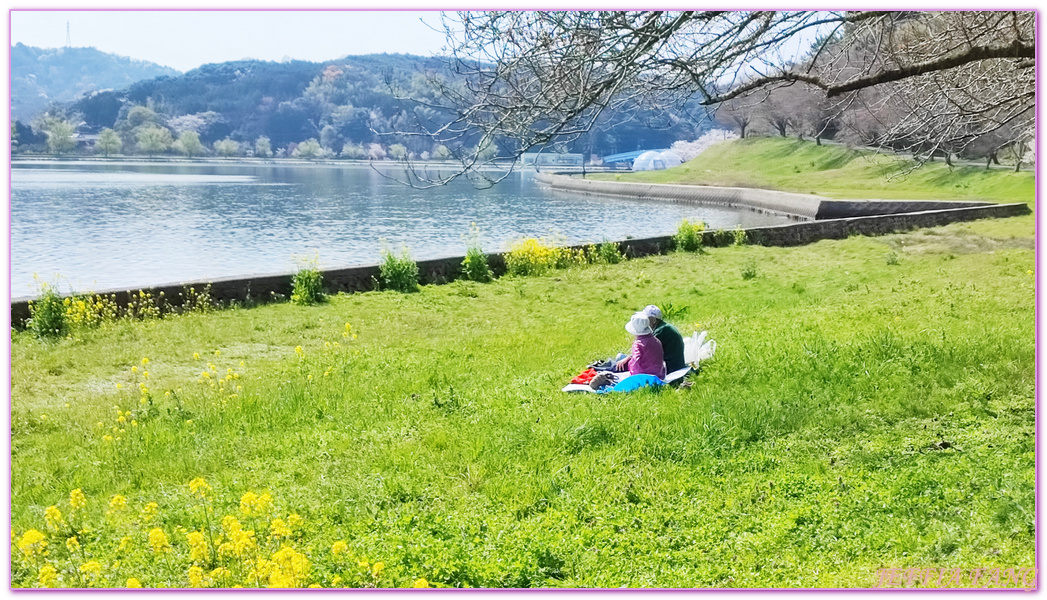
left=625, top=312, right=653, bottom=336
left=642, top=305, right=662, bottom=320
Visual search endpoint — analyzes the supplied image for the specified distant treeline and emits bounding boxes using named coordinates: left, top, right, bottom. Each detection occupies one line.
left=14, top=53, right=703, bottom=160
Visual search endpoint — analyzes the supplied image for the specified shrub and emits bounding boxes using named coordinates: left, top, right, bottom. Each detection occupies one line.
left=674, top=219, right=706, bottom=252
left=461, top=224, right=493, bottom=283
left=27, top=282, right=66, bottom=339
left=885, top=251, right=900, bottom=266
left=291, top=255, right=325, bottom=306
left=380, top=247, right=420, bottom=292
left=733, top=226, right=748, bottom=246
left=62, top=293, right=119, bottom=330
left=595, top=241, right=624, bottom=264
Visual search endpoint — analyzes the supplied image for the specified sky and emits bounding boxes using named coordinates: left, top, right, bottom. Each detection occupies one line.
left=9, top=9, right=451, bottom=72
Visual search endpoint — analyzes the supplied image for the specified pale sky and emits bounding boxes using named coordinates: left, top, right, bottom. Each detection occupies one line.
left=10, top=10, right=451, bottom=72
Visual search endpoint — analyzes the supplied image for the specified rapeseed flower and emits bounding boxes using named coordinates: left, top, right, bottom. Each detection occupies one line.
left=331, top=540, right=348, bottom=555
left=126, top=578, right=142, bottom=588
left=288, top=513, right=303, bottom=529
left=141, top=502, right=159, bottom=522
left=187, top=530, right=209, bottom=563
left=331, top=576, right=343, bottom=587
left=188, top=565, right=206, bottom=588
left=148, top=528, right=171, bottom=553
left=66, top=536, right=80, bottom=554
left=294, top=346, right=304, bottom=357
left=79, top=560, right=102, bottom=576
left=413, top=578, right=430, bottom=588
left=44, top=506, right=64, bottom=531
left=17, top=530, right=47, bottom=558
left=372, top=562, right=385, bottom=578
left=189, top=477, right=212, bottom=499
left=37, top=564, right=58, bottom=587
left=270, top=518, right=291, bottom=539
left=69, top=489, right=87, bottom=513
left=108, top=495, right=127, bottom=511
left=117, top=536, right=132, bottom=552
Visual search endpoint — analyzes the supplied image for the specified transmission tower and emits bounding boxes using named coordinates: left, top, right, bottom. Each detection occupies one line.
left=65, top=22, right=71, bottom=47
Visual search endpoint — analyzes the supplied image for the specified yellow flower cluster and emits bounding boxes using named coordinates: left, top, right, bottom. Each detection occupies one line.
left=61, top=293, right=118, bottom=330
left=148, top=528, right=171, bottom=554
left=13, top=483, right=435, bottom=589
left=505, top=236, right=588, bottom=277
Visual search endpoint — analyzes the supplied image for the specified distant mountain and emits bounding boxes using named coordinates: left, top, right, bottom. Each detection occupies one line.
left=11, top=43, right=181, bottom=122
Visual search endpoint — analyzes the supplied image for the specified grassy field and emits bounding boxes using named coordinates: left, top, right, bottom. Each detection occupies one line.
left=10, top=141, right=1036, bottom=588
left=592, top=137, right=1035, bottom=205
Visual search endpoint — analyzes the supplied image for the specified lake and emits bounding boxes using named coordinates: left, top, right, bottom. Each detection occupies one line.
left=11, top=161, right=791, bottom=296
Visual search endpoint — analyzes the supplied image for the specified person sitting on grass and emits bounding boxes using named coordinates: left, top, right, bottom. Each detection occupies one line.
left=615, top=312, right=666, bottom=379
left=643, top=305, right=687, bottom=373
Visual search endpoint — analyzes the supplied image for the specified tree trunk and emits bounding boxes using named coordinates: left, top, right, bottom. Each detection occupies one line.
left=1015, top=159, right=1022, bottom=172
left=945, top=153, right=952, bottom=167
left=739, top=125, right=747, bottom=139
left=986, top=155, right=992, bottom=170
left=991, top=152, right=1000, bottom=165
left=776, top=124, right=786, bottom=137
left=815, top=135, right=822, bottom=146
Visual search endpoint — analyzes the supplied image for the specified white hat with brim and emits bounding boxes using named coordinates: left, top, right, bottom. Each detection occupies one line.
left=625, top=312, right=653, bottom=336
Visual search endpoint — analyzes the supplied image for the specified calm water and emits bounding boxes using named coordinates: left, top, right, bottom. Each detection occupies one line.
left=11, top=162, right=790, bottom=295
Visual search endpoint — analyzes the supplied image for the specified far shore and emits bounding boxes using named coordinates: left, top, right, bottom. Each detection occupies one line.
left=11, top=155, right=620, bottom=174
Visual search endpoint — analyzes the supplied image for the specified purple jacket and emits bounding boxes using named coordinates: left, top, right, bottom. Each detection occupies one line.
left=628, top=334, right=665, bottom=379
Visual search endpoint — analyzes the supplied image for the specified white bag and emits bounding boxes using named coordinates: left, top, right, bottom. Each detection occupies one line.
left=683, top=331, right=716, bottom=368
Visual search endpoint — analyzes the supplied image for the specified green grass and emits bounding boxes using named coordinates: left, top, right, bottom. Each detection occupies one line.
left=11, top=213, right=1034, bottom=588
left=593, top=138, right=1035, bottom=205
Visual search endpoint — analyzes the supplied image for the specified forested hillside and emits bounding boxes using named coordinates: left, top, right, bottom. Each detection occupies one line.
left=19, top=53, right=700, bottom=158
left=11, top=43, right=180, bottom=122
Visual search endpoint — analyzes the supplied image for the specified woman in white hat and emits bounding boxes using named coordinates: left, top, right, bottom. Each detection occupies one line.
left=615, top=312, right=666, bottom=379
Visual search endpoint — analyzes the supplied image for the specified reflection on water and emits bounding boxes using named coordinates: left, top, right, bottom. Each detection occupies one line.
left=12, top=162, right=791, bottom=295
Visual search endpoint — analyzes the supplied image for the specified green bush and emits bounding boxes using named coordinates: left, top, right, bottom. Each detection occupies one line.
left=380, top=247, right=420, bottom=292
left=742, top=259, right=759, bottom=280
left=291, top=255, right=325, bottom=305
left=595, top=241, right=624, bottom=264
left=462, top=224, right=493, bottom=283
left=674, top=219, right=706, bottom=252
left=27, top=282, right=66, bottom=339
left=733, top=226, right=748, bottom=246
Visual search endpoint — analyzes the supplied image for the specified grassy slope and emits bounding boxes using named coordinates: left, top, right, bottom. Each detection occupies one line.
left=593, top=138, right=1035, bottom=205
left=11, top=146, right=1035, bottom=588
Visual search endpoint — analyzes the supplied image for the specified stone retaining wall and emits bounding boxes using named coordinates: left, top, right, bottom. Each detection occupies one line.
left=534, top=173, right=994, bottom=220
left=10, top=202, right=1028, bottom=329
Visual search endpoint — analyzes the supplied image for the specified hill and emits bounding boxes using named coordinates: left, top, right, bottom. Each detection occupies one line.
left=49, top=53, right=699, bottom=157
left=11, top=43, right=181, bottom=123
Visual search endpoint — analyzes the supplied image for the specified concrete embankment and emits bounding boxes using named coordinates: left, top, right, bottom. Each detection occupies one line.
left=11, top=178, right=1029, bottom=328
left=534, top=173, right=999, bottom=220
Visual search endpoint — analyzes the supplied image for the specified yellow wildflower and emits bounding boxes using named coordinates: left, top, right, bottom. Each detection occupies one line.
left=288, top=513, right=303, bottom=529
left=413, top=578, right=430, bottom=588
left=69, top=488, right=87, bottom=513
left=126, top=578, right=142, bottom=588
left=117, top=415, right=126, bottom=424
left=117, top=536, right=131, bottom=552
left=141, top=357, right=149, bottom=365
left=131, top=366, right=138, bottom=374
left=294, top=346, right=304, bottom=356
left=44, top=506, right=64, bottom=531
left=372, top=562, right=385, bottom=578
left=188, top=565, right=206, bottom=588
left=308, top=583, right=322, bottom=588
left=108, top=495, right=127, bottom=511
left=17, top=530, right=47, bottom=558
left=148, top=528, right=171, bottom=553
left=116, top=383, right=123, bottom=389
left=37, top=564, right=58, bottom=588
left=102, top=435, right=114, bottom=444
left=187, top=530, right=209, bottom=563
left=66, top=536, right=80, bottom=554
left=188, top=477, right=211, bottom=499
left=331, top=540, right=348, bottom=555
left=193, top=352, right=200, bottom=360
left=214, top=349, right=221, bottom=357
left=240, top=491, right=258, bottom=515
left=141, top=502, right=159, bottom=521
left=79, top=560, right=102, bottom=576
left=270, top=518, right=291, bottom=539
left=331, top=576, right=343, bottom=587
left=210, top=567, right=230, bottom=581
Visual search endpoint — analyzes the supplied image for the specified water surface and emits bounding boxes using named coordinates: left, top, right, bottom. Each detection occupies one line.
left=12, top=162, right=791, bottom=295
